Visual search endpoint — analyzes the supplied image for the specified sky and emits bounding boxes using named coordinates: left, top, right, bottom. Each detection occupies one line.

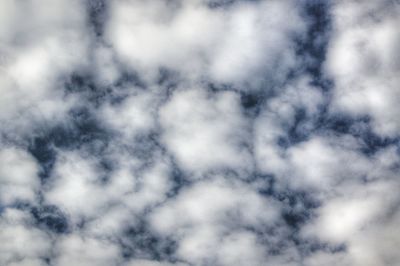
left=0, top=0, right=399, bottom=265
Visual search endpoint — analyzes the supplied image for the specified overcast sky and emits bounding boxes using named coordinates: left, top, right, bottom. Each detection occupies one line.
left=0, top=0, right=400, bottom=266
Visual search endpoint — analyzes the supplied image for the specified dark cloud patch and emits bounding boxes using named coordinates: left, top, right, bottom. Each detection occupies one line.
left=27, top=106, right=111, bottom=183
left=280, top=107, right=311, bottom=148
left=257, top=176, right=319, bottom=232
left=296, top=0, right=333, bottom=88
left=157, top=68, right=180, bottom=90
left=29, top=136, right=57, bottom=182
left=206, top=81, right=235, bottom=94
left=240, top=91, right=266, bottom=117
left=207, top=0, right=237, bottom=9
left=166, top=162, right=191, bottom=198
left=282, top=209, right=311, bottom=230
left=207, top=0, right=262, bottom=9
left=87, top=0, right=109, bottom=37
left=131, top=132, right=162, bottom=156
left=296, top=238, right=347, bottom=257
left=317, top=114, right=398, bottom=155
left=7, top=201, right=33, bottom=213
left=31, top=205, right=70, bottom=234
left=276, top=190, right=320, bottom=229
left=113, top=71, right=147, bottom=91
left=65, top=73, right=112, bottom=106
left=359, top=133, right=397, bottom=156
left=119, top=221, right=178, bottom=261
left=33, top=108, right=108, bottom=152
left=66, top=107, right=110, bottom=149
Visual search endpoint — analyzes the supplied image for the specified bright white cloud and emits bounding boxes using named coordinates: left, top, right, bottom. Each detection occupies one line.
left=0, top=0, right=89, bottom=140
left=159, top=88, right=253, bottom=176
left=44, top=152, right=109, bottom=221
left=326, top=0, right=400, bottom=137
left=106, top=0, right=305, bottom=86
left=0, top=209, right=51, bottom=265
left=254, top=77, right=325, bottom=176
left=53, top=234, right=120, bottom=266
left=149, top=176, right=281, bottom=264
left=0, top=147, right=40, bottom=205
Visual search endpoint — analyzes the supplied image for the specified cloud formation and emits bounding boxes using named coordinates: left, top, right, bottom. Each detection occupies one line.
left=0, top=0, right=399, bottom=266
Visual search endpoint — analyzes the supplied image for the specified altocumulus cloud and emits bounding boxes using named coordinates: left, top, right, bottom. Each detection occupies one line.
left=0, top=0, right=400, bottom=266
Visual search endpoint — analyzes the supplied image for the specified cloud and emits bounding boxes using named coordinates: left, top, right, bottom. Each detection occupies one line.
left=44, top=151, right=110, bottom=221
left=0, top=0, right=89, bottom=141
left=0, top=208, right=51, bottom=265
left=0, top=147, right=40, bottom=205
left=53, top=234, right=120, bottom=266
left=325, top=0, right=400, bottom=137
left=159, top=87, right=253, bottom=177
left=1, top=1, right=399, bottom=265
left=106, top=0, right=306, bottom=87
left=149, top=176, right=281, bottom=265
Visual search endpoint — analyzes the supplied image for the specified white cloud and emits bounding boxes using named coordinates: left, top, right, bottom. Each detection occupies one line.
left=100, top=88, right=159, bottom=139
left=53, top=234, right=120, bottom=266
left=106, top=0, right=305, bottom=86
left=301, top=177, right=400, bottom=266
left=0, top=209, right=51, bottom=265
left=119, top=155, right=173, bottom=212
left=149, top=176, right=280, bottom=264
left=208, top=0, right=305, bottom=86
left=0, top=147, right=39, bottom=205
left=106, top=0, right=221, bottom=81
left=45, top=147, right=172, bottom=236
left=44, top=152, right=110, bottom=221
left=254, top=77, right=325, bottom=176
left=287, top=135, right=371, bottom=190
left=160, top=88, right=252, bottom=176
left=326, top=0, right=400, bottom=136
left=1, top=1, right=399, bottom=265
left=0, top=0, right=89, bottom=139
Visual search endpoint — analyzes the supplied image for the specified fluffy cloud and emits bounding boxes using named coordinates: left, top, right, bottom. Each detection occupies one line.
left=0, top=147, right=40, bottom=205
left=1, top=1, right=399, bottom=266
left=326, top=0, right=400, bottom=137
left=254, top=77, right=325, bottom=175
left=44, top=151, right=110, bottom=221
left=149, top=176, right=281, bottom=265
left=159, top=88, right=252, bottom=176
left=106, top=0, right=305, bottom=87
left=0, top=0, right=89, bottom=140
left=52, top=234, right=120, bottom=266
left=0, top=209, right=51, bottom=265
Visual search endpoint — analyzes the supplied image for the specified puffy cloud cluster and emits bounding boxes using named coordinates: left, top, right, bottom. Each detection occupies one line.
left=0, top=0, right=89, bottom=140
left=149, top=177, right=281, bottom=265
left=326, top=0, right=400, bottom=137
left=1, top=0, right=399, bottom=266
left=106, top=0, right=305, bottom=87
left=0, top=148, right=40, bottom=205
left=159, top=88, right=252, bottom=177
left=0, top=209, right=52, bottom=266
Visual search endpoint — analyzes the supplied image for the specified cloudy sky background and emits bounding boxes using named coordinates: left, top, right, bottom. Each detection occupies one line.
left=0, top=0, right=399, bottom=265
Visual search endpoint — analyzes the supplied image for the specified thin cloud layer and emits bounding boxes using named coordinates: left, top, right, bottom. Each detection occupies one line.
left=0, top=1, right=399, bottom=266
